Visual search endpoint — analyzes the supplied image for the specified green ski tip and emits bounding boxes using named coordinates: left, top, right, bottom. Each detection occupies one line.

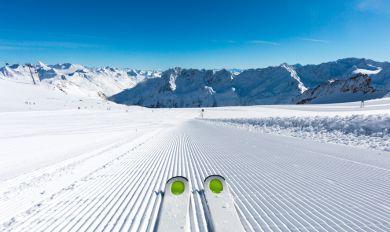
left=209, top=179, right=223, bottom=194
left=171, top=180, right=185, bottom=195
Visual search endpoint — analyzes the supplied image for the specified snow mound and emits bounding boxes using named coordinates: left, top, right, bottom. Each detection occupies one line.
left=206, top=114, right=390, bottom=151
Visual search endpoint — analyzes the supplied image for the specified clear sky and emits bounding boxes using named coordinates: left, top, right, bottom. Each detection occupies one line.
left=0, top=0, right=389, bottom=69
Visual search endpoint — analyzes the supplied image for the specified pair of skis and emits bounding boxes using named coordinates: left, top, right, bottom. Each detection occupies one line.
left=156, top=175, right=244, bottom=232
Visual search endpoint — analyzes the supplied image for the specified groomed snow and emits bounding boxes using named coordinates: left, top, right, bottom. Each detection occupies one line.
left=1, top=119, right=389, bottom=231
left=0, top=83, right=389, bottom=231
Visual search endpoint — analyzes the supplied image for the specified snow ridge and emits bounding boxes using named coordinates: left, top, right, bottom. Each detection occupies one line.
left=205, top=114, right=390, bottom=152
left=281, top=63, right=308, bottom=93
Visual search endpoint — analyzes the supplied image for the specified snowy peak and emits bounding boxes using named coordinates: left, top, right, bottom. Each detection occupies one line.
left=293, top=58, right=389, bottom=89
left=0, top=64, right=37, bottom=84
left=37, top=61, right=51, bottom=70
left=51, top=63, right=87, bottom=73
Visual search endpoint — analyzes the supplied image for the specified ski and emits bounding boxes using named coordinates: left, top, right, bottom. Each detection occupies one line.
left=203, top=175, right=245, bottom=232
left=156, top=176, right=191, bottom=232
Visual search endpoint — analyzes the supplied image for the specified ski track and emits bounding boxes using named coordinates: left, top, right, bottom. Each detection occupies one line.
left=1, top=120, right=390, bottom=232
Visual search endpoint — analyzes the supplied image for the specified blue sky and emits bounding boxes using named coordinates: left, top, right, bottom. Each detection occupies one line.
left=0, top=0, right=389, bottom=69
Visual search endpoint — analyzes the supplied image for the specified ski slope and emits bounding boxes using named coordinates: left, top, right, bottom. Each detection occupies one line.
left=1, top=100, right=389, bottom=231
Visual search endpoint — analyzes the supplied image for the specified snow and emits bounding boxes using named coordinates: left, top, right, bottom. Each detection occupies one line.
left=353, top=68, right=382, bottom=75
left=203, top=98, right=390, bottom=152
left=206, top=114, right=390, bottom=152
left=0, top=109, right=181, bottom=181
left=1, top=63, right=390, bottom=231
left=0, top=62, right=160, bottom=100
left=1, top=98, right=389, bottom=231
left=353, top=64, right=382, bottom=75
left=294, top=74, right=387, bottom=104
left=0, top=79, right=123, bottom=112
left=1, top=116, right=388, bottom=231
left=0, top=106, right=196, bottom=230
left=110, top=67, right=304, bottom=107
left=111, top=58, right=390, bottom=107
left=3, top=58, right=389, bottom=108
left=281, top=63, right=308, bottom=93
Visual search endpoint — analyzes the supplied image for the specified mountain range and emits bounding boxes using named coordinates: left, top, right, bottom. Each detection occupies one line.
left=110, top=58, right=390, bottom=107
left=1, top=58, right=389, bottom=108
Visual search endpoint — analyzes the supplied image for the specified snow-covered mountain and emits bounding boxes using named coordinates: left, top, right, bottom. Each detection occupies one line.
left=295, top=73, right=387, bottom=104
left=0, top=62, right=161, bottom=99
left=109, top=65, right=311, bottom=107
left=1, top=58, right=389, bottom=108
left=110, top=58, right=390, bottom=107
left=109, top=68, right=233, bottom=107
left=293, top=58, right=390, bottom=90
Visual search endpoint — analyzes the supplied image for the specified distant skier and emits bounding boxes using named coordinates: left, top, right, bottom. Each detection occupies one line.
left=360, top=99, right=365, bottom=108
left=200, top=108, right=205, bottom=118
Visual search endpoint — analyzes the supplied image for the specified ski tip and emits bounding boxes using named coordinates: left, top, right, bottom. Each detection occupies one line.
left=166, top=176, right=188, bottom=183
left=204, top=175, right=226, bottom=194
left=165, top=176, right=189, bottom=196
left=204, top=174, right=225, bottom=182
